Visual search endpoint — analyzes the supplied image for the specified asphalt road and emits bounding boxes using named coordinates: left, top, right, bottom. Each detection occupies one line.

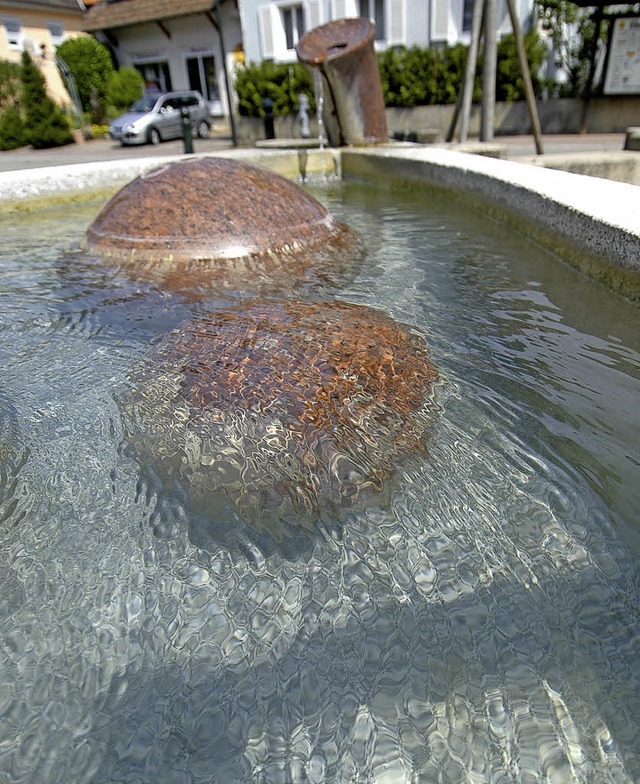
left=0, top=132, right=628, bottom=173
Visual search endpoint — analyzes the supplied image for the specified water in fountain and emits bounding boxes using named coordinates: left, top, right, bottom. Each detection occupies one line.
left=0, top=182, right=639, bottom=782
left=313, top=68, right=326, bottom=152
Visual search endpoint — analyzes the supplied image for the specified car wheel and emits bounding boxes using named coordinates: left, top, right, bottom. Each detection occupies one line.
left=196, top=121, right=210, bottom=139
left=147, top=127, right=161, bottom=145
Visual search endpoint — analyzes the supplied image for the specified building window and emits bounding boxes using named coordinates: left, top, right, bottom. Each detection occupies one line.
left=282, top=5, right=305, bottom=50
left=134, top=62, right=172, bottom=92
left=2, top=17, right=22, bottom=50
left=462, top=0, right=474, bottom=32
left=358, top=0, right=385, bottom=40
left=48, top=22, right=64, bottom=47
left=187, top=54, right=221, bottom=111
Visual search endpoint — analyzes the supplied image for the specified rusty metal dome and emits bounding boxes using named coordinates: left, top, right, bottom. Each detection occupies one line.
left=123, top=298, right=438, bottom=538
left=84, top=157, right=364, bottom=296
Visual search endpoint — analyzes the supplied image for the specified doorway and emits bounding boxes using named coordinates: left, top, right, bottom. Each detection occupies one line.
left=186, top=54, right=222, bottom=114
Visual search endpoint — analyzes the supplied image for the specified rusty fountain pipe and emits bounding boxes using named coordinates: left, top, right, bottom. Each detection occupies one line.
left=296, top=18, right=388, bottom=147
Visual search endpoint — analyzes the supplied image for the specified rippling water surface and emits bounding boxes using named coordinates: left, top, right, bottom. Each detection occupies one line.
left=0, top=180, right=638, bottom=783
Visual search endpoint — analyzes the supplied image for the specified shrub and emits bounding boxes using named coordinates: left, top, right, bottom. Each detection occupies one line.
left=0, top=105, right=25, bottom=150
left=21, top=51, right=72, bottom=148
left=234, top=61, right=314, bottom=117
left=107, top=66, right=144, bottom=111
left=379, top=44, right=481, bottom=107
left=0, top=60, right=22, bottom=112
left=56, top=36, right=114, bottom=122
left=495, top=30, right=549, bottom=101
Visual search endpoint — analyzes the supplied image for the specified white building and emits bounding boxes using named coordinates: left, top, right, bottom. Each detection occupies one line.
left=83, top=0, right=243, bottom=117
left=238, top=0, right=534, bottom=64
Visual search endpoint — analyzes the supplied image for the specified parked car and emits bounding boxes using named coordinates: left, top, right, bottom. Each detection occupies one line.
left=109, top=90, right=211, bottom=146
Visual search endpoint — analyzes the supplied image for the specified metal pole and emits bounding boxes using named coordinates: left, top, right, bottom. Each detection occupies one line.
left=505, top=0, right=544, bottom=154
left=459, top=0, right=484, bottom=142
left=480, top=0, right=497, bottom=141
left=580, top=5, right=604, bottom=134
left=214, top=0, right=238, bottom=147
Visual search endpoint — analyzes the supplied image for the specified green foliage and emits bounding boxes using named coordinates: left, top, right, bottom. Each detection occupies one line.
left=379, top=43, right=480, bottom=106
left=56, top=36, right=114, bottom=122
left=234, top=61, right=315, bottom=117
left=0, top=105, right=26, bottom=150
left=0, top=60, right=22, bottom=112
left=495, top=30, right=549, bottom=101
left=20, top=51, right=72, bottom=148
left=107, top=66, right=144, bottom=111
left=377, top=34, right=546, bottom=108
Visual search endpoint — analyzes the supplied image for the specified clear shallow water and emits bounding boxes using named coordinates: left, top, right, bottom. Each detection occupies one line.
left=0, top=181, right=639, bottom=783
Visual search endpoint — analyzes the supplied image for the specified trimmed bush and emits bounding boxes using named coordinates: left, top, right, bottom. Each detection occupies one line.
left=107, top=66, right=144, bottom=112
left=0, top=60, right=22, bottom=112
left=21, top=51, right=72, bottom=148
left=495, top=31, right=549, bottom=101
left=56, top=36, right=114, bottom=122
left=234, top=61, right=315, bottom=117
left=379, top=43, right=481, bottom=107
left=0, top=105, right=26, bottom=150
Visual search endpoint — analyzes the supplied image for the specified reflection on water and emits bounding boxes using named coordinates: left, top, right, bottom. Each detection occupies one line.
left=0, top=182, right=639, bottom=783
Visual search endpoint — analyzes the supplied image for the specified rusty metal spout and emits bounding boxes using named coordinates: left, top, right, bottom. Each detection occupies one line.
left=296, top=18, right=388, bottom=146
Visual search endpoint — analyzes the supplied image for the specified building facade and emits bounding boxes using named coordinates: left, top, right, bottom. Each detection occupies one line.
left=0, top=0, right=87, bottom=105
left=83, top=0, right=243, bottom=117
left=239, top=0, right=534, bottom=65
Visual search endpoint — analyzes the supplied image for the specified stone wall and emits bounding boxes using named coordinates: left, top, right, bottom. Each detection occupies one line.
left=235, top=96, right=640, bottom=145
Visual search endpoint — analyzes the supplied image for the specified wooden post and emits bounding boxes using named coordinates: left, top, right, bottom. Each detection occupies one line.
left=580, top=5, right=604, bottom=134
left=481, top=0, right=497, bottom=141
left=459, top=0, right=485, bottom=142
left=505, top=0, right=544, bottom=154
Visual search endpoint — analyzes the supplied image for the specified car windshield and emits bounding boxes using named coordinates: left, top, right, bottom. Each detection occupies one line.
left=129, top=94, right=161, bottom=113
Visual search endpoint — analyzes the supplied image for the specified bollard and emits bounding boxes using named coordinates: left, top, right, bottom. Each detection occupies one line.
left=180, top=106, right=194, bottom=154
left=262, top=97, right=275, bottom=140
left=297, top=92, right=311, bottom=138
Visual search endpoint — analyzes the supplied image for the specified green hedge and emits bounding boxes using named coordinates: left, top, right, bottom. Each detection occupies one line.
left=235, top=33, right=547, bottom=116
left=234, top=61, right=315, bottom=117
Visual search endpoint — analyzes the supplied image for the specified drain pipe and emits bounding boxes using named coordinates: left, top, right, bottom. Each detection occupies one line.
left=214, top=0, right=238, bottom=147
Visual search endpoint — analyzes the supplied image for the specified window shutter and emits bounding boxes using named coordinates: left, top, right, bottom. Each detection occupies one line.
left=258, top=4, right=275, bottom=59
left=431, top=0, right=449, bottom=41
left=306, top=0, right=324, bottom=28
left=497, top=0, right=511, bottom=35
left=386, top=0, right=405, bottom=44
left=331, top=0, right=357, bottom=18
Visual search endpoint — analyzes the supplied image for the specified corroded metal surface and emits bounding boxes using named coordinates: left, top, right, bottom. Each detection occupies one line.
left=297, top=18, right=388, bottom=145
left=123, top=298, right=438, bottom=538
left=84, top=157, right=364, bottom=296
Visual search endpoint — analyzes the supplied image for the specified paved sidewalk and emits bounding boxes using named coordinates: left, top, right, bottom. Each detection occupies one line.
left=0, top=132, right=629, bottom=174
left=0, top=133, right=235, bottom=173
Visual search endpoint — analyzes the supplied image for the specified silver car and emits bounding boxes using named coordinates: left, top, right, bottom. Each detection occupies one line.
left=109, top=90, right=212, bottom=146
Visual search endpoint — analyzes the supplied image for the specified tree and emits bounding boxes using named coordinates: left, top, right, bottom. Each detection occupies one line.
left=21, top=50, right=72, bottom=148
left=56, top=36, right=114, bottom=122
left=534, top=0, right=603, bottom=96
left=0, top=60, right=22, bottom=112
left=0, top=105, right=26, bottom=150
left=496, top=30, right=549, bottom=101
left=107, top=66, right=144, bottom=111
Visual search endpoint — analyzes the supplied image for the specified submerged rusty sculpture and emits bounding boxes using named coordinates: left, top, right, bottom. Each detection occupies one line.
left=296, top=18, right=388, bottom=146
left=123, top=299, right=437, bottom=539
left=85, top=157, right=364, bottom=296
